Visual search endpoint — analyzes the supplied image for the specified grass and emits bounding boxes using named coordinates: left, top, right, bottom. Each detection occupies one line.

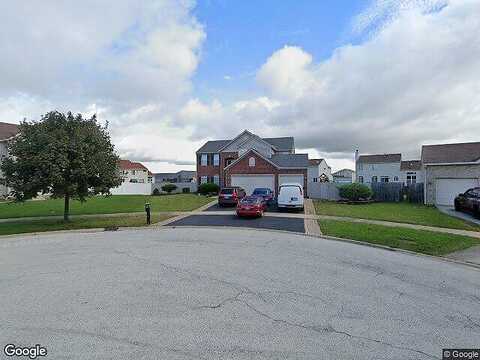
left=0, top=194, right=213, bottom=219
left=314, top=201, right=479, bottom=231
left=0, top=213, right=173, bottom=236
left=319, top=219, right=480, bottom=256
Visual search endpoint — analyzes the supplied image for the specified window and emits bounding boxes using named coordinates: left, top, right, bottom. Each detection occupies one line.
left=129, top=179, right=138, bottom=183
left=200, top=154, right=207, bottom=166
left=148, top=177, right=152, bottom=183
left=406, top=172, right=417, bottom=185
left=213, top=175, right=219, bottom=185
left=313, top=178, right=318, bottom=183
left=200, top=176, right=207, bottom=184
left=380, top=176, right=389, bottom=183
left=393, top=176, right=399, bottom=182
left=371, top=176, right=378, bottom=183
left=248, top=157, right=255, bottom=167
left=132, top=170, right=136, bottom=175
left=225, top=158, right=234, bottom=166
left=358, top=176, right=364, bottom=183
left=138, top=179, right=145, bottom=183
left=213, top=154, right=220, bottom=166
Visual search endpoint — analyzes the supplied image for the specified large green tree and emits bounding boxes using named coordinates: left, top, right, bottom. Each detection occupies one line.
left=1, top=111, right=122, bottom=221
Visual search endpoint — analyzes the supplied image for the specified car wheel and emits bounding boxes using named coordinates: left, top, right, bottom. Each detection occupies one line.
left=474, top=206, right=480, bottom=219
left=454, top=200, right=460, bottom=212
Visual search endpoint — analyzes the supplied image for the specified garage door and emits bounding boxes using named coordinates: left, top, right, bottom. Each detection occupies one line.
left=231, top=174, right=275, bottom=196
left=279, top=174, right=304, bottom=187
left=435, top=178, right=479, bottom=206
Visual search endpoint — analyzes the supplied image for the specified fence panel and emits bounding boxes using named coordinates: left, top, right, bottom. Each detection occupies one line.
left=371, top=182, right=403, bottom=202
left=152, top=182, right=198, bottom=194
left=405, top=183, right=424, bottom=203
left=111, top=182, right=152, bottom=195
left=307, top=182, right=340, bottom=200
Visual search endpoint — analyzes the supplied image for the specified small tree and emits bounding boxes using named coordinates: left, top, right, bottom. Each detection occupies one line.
left=152, top=188, right=160, bottom=196
left=161, top=183, right=177, bottom=194
left=339, top=183, right=372, bottom=201
left=1, top=111, right=122, bottom=221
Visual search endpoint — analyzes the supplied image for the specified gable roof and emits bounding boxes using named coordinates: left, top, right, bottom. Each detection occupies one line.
left=357, top=153, right=401, bottom=164
left=422, top=142, right=480, bottom=164
left=224, top=149, right=309, bottom=170
left=308, top=158, right=324, bottom=166
left=332, top=169, right=355, bottom=176
left=0, top=122, right=20, bottom=141
left=400, top=160, right=422, bottom=171
left=118, top=159, right=151, bottom=174
left=196, top=131, right=294, bottom=153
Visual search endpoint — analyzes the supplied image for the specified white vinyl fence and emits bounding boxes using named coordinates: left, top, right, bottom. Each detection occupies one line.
left=152, top=182, right=198, bottom=194
left=307, top=182, right=340, bottom=201
left=111, top=182, right=153, bottom=195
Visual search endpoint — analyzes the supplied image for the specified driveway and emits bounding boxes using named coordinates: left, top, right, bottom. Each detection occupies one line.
left=204, top=202, right=305, bottom=214
left=0, top=228, right=478, bottom=359
left=437, top=205, right=480, bottom=225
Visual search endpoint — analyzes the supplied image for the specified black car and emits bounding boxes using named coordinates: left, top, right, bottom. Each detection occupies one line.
left=218, top=186, right=246, bottom=206
left=454, top=187, right=480, bottom=219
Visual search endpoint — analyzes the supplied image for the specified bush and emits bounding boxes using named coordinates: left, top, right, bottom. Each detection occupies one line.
left=198, top=183, right=219, bottom=195
left=161, top=183, right=177, bottom=194
left=152, top=188, right=160, bottom=196
left=182, top=187, right=190, bottom=193
left=339, top=183, right=372, bottom=201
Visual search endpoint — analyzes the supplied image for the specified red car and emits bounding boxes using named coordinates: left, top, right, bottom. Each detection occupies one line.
left=236, top=196, right=266, bottom=217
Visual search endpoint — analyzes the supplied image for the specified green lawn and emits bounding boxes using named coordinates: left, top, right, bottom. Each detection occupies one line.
left=314, top=201, right=479, bottom=231
left=0, top=214, right=173, bottom=236
left=0, top=194, right=212, bottom=219
left=319, top=219, right=480, bottom=256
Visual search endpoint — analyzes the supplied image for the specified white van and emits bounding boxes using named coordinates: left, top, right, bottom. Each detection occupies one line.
left=277, top=183, right=304, bottom=211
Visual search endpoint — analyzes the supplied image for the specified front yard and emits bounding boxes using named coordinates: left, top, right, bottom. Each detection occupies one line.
left=319, top=219, right=480, bottom=256
left=0, top=194, right=213, bottom=219
left=314, top=201, right=479, bottom=231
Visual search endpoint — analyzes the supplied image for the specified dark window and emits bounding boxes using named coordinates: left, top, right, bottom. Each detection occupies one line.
left=220, top=188, right=234, bottom=194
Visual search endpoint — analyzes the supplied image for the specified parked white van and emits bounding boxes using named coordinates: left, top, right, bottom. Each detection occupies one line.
left=277, top=183, right=304, bottom=211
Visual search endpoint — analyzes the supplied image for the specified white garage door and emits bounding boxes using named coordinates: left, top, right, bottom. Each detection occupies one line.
left=279, top=174, right=304, bottom=187
left=435, top=178, right=479, bottom=206
left=231, top=174, right=275, bottom=196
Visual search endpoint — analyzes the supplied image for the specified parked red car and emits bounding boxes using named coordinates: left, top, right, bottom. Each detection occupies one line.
left=218, top=186, right=246, bottom=207
left=236, top=196, right=266, bottom=217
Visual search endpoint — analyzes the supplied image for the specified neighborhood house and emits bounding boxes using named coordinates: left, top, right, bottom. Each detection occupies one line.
left=196, top=130, right=310, bottom=195
left=0, top=122, right=20, bottom=198
left=111, top=159, right=153, bottom=195
left=332, top=169, right=355, bottom=184
left=308, top=159, right=332, bottom=183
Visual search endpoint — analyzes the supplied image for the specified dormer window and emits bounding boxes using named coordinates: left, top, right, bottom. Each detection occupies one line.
left=248, top=157, right=255, bottom=167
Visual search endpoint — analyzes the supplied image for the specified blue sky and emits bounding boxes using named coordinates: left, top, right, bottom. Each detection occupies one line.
left=193, top=0, right=366, bottom=101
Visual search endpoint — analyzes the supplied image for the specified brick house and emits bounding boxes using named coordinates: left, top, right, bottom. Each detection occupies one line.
left=196, top=130, right=309, bottom=195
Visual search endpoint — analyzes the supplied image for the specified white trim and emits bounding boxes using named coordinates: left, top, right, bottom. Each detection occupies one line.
left=224, top=149, right=279, bottom=170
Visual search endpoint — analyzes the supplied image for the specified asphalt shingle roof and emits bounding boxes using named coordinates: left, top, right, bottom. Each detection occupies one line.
left=196, top=137, right=294, bottom=153
left=270, top=153, right=309, bottom=168
left=400, top=160, right=422, bottom=171
left=357, top=154, right=401, bottom=164
left=0, top=122, right=19, bottom=141
left=422, top=142, right=480, bottom=164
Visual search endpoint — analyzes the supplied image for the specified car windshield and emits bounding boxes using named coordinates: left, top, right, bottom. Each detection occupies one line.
left=220, top=188, right=234, bottom=194
left=253, top=189, right=269, bottom=195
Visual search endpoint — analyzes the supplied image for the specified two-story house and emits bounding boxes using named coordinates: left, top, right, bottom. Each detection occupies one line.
left=332, top=169, right=355, bottom=184
left=355, top=153, right=402, bottom=184
left=118, top=159, right=153, bottom=184
left=196, top=130, right=309, bottom=195
left=154, top=170, right=196, bottom=183
left=307, top=159, right=332, bottom=182
left=0, top=122, right=20, bottom=198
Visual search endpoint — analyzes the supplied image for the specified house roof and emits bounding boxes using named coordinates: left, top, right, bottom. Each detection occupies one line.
left=400, top=160, right=422, bottom=171
left=421, top=142, right=480, bottom=164
left=270, top=153, right=309, bottom=168
left=332, top=168, right=355, bottom=176
left=0, top=122, right=19, bottom=141
left=357, top=153, right=401, bottom=164
left=118, top=159, right=151, bottom=174
left=196, top=135, right=294, bottom=153
left=308, top=158, right=324, bottom=166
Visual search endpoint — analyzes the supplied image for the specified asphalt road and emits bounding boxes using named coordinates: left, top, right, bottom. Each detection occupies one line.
left=168, top=214, right=305, bottom=233
left=1, top=227, right=479, bottom=360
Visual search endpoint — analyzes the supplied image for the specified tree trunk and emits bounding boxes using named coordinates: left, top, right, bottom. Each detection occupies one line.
left=64, top=193, right=70, bottom=221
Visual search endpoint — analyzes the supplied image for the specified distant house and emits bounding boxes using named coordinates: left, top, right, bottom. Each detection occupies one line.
left=422, top=142, right=480, bottom=206
left=0, top=122, right=20, bottom=197
left=400, top=160, right=423, bottom=185
left=332, top=169, right=355, bottom=184
left=154, top=170, right=196, bottom=183
left=308, top=159, right=332, bottom=182
left=112, top=159, right=153, bottom=195
left=355, top=153, right=402, bottom=185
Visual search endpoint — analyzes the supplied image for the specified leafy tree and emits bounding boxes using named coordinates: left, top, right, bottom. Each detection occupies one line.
left=161, top=183, right=177, bottom=194
left=339, top=183, right=372, bottom=201
left=198, top=183, right=219, bottom=195
left=1, top=111, right=122, bottom=221
left=152, top=188, right=160, bottom=196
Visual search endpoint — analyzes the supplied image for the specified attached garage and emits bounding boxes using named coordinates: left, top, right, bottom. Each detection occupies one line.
left=435, top=178, right=479, bottom=206
left=279, top=174, right=304, bottom=187
left=231, top=174, right=275, bottom=196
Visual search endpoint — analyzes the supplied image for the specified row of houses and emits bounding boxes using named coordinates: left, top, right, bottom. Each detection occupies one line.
left=355, top=142, right=480, bottom=206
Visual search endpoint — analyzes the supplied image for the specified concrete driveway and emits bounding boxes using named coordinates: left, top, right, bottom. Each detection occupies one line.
left=437, top=205, right=480, bottom=225
left=1, top=227, right=479, bottom=359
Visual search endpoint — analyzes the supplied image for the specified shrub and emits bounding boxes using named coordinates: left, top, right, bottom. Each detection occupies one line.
left=182, top=187, right=190, bottom=193
left=198, top=183, right=219, bottom=195
left=339, top=183, right=372, bottom=201
left=152, top=188, right=160, bottom=196
left=161, top=183, right=177, bottom=194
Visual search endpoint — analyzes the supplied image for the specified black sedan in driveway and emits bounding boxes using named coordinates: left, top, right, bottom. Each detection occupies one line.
left=454, top=187, right=480, bottom=219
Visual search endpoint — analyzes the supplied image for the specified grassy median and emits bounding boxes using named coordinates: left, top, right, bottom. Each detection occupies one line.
left=0, top=214, right=173, bottom=236
left=314, top=201, right=479, bottom=231
left=0, top=194, right=212, bottom=219
left=319, top=219, right=480, bottom=256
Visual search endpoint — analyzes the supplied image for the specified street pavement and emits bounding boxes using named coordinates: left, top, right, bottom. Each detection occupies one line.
left=1, top=227, right=479, bottom=359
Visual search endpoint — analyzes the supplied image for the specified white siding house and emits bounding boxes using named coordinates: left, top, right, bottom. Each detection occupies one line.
left=111, top=159, right=153, bottom=195
left=355, top=153, right=402, bottom=185
left=308, top=159, right=332, bottom=182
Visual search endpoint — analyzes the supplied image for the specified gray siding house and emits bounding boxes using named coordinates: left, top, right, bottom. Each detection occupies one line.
left=355, top=153, right=402, bottom=185
left=422, top=142, right=480, bottom=206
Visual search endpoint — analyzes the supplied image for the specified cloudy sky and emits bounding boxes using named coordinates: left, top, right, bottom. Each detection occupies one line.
left=1, top=0, right=479, bottom=172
